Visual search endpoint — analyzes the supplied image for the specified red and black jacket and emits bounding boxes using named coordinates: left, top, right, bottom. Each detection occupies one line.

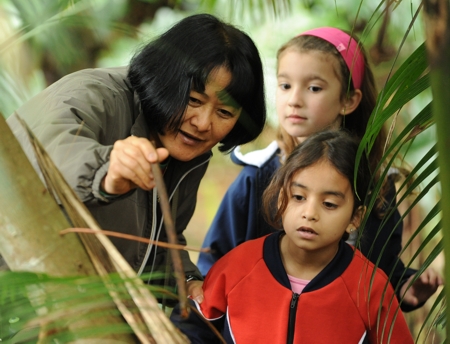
left=172, top=231, right=414, bottom=344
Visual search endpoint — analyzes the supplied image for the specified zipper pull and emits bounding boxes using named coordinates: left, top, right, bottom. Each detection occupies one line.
left=290, top=293, right=299, bottom=308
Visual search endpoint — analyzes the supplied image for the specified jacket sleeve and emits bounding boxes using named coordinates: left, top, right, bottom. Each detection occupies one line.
left=170, top=299, right=224, bottom=344
left=358, top=178, right=418, bottom=312
left=170, top=252, right=235, bottom=343
left=7, top=70, right=135, bottom=205
left=197, top=165, right=260, bottom=276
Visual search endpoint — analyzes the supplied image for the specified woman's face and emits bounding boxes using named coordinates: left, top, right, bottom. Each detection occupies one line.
left=158, top=66, right=241, bottom=161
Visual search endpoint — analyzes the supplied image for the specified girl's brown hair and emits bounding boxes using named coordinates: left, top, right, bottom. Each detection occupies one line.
left=275, top=32, right=389, bottom=217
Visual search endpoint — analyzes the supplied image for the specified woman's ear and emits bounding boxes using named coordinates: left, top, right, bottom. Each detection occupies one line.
left=341, top=89, right=362, bottom=116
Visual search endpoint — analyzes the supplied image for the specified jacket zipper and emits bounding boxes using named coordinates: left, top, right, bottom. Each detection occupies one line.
left=287, top=292, right=299, bottom=344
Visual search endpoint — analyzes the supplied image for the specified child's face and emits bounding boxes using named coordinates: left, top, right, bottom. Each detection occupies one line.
left=281, top=160, right=360, bottom=258
left=276, top=50, right=345, bottom=144
left=158, top=66, right=241, bottom=161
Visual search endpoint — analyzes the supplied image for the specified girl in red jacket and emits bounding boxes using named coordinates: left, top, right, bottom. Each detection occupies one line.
left=172, top=129, right=414, bottom=344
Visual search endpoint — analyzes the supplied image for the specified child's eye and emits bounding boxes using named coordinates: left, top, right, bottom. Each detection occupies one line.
left=293, top=194, right=305, bottom=201
left=279, top=83, right=291, bottom=90
left=323, top=202, right=337, bottom=209
left=308, top=86, right=322, bottom=92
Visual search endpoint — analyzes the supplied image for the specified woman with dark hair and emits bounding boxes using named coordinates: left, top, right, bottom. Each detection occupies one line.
left=7, top=13, right=266, bottom=302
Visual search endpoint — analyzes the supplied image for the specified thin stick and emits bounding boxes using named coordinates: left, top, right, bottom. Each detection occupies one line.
left=151, top=161, right=189, bottom=318
left=60, top=227, right=210, bottom=253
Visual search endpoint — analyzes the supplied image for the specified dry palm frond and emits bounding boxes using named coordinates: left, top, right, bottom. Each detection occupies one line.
left=15, top=115, right=189, bottom=344
left=60, top=227, right=210, bottom=253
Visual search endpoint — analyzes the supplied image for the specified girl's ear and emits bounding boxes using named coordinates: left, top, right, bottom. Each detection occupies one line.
left=352, top=206, right=366, bottom=227
left=341, top=89, right=362, bottom=116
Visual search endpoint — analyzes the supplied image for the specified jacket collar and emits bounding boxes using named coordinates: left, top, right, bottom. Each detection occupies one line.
left=231, top=141, right=280, bottom=168
left=263, top=231, right=354, bottom=292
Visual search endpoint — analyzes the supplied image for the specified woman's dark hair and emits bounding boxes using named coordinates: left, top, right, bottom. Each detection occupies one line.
left=263, top=130, right=371, bottom=236
left=128, top=13, right=266, bottom=153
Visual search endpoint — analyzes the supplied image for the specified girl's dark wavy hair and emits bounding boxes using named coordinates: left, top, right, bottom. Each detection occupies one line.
left=263, top=129, right=371, bottom=240
left=127, top=13, right=266, bottom=153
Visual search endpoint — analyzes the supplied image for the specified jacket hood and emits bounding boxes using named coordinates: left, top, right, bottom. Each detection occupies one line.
left=231, top=140, right=279, bottom=168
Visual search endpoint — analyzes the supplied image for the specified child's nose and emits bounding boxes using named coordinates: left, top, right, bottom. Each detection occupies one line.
left=302, top=202, right=318, bottom=221
left=288, top=89, right=302, bottom=107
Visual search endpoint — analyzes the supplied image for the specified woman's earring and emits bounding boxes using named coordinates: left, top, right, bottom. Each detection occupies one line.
left=341, top=108, right=346, bottom=115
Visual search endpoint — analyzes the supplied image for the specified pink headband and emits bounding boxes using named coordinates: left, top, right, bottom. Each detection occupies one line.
left=299, top=27, right=365, bottom=89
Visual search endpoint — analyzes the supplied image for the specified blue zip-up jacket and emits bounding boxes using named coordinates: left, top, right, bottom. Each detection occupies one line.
left=198, top=141, right=419, bottom=311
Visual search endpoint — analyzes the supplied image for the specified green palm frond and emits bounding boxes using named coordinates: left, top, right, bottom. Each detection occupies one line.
left=0, top=271, right=181, bottom=343
left=355, top=5, right=445, bottom=340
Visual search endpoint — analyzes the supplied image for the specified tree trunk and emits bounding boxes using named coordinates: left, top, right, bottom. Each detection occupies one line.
left=0, top=118, right=99, bottom=276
